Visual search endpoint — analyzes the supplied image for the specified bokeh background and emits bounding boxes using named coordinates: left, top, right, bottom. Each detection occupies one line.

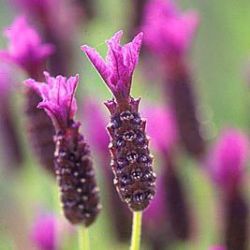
left=0, top=0, right=249, bottom=249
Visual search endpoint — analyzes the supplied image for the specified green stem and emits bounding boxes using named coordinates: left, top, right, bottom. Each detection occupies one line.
left=130, top=212, right=143, bottom=250
left=78, top=226, right=90, bottom=250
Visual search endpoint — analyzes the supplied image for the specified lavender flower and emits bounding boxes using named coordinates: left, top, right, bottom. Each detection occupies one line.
left=208, top=129, right=249, bottom=250
left=0, top=63, right=23, bottom=168
left=1, top=17, right=56, bottom=174
left=26, top=73, right=101, bottom=226
left=11, top=0, right=78, bottom=75
left=84, top=100, right=131, bottom=241
left=142, top=0, right=205, bottom=159
left=82, top=31, right=156, bottom=211
left=0, top=16, right=53, bottom=79
left=31, top=213, right=57, bottom=250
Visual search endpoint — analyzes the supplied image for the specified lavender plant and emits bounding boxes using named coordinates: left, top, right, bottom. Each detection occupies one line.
left=26, top=73, right=101, bottom=228
left=11, top=0, right=79, bottom=75
left=0, top=17, right=56, bottom=175
left=82, top=31, right=156, bottom=250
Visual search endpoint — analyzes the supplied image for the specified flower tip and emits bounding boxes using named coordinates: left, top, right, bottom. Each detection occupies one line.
left=43, top=71, right=51, bottom=81
left=75, top=74, right=80, bottom=81
left=136, top=32, right=144, bottom=39
left=25, top=78, right=42, bottom=94
left=80, top=45, right=89, bottom=53
left=37, top=102, right=45, bottom=110
left=106, top=30, right=124, bottom=46
left=24, top=78, right=35, bottom=86
left=80, top=45, right=96, bottom=60
left=132, top=32, right=144, bottom=51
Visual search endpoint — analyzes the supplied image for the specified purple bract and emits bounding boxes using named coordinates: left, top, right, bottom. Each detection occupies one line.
left=81, top=31, right=143, bottom=103
left=25, top=72, right=78, bottom=130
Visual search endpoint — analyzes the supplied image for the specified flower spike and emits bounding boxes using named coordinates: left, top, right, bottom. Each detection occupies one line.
left=26, top=73, right=101, bottom=226
left=82, top=31, right=156, bottom=212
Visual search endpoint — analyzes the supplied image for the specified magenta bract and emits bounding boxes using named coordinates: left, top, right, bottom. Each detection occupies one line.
left=25, top=72, right=78, bottom=130
left=81, top=31, right=143, bottom=102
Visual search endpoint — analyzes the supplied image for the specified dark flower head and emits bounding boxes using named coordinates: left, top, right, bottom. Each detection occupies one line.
left=0, top=16, right=53, bottom=75
left=25, top=72, right=78, bottom=130
left=81, top=31, right=143, bottom=102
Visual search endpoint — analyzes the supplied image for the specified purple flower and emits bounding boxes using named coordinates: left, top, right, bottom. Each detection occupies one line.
left=26, top=72, right=101, bottom=226
left=142, top=0, right=199, bottom=56
left=0, top=17, right=53, bottom=77
left=31, top=213, right=57, bottom=250
left=142, top=105, right=177, bottom=153
left=208, top=129, right=249, bottom=192
left=26, top=72, right=79, bottom=130
left=81, top=31, right=143, bottom=102
left=82, top=31, right=156, bottom=211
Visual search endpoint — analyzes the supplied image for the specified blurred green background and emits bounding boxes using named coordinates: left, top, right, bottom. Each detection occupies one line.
left=0, top=0, right=249, bottom=249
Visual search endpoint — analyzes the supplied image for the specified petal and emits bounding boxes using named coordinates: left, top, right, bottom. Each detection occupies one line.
left=81, top=45, right=111, bottom=85
left=24, top=78, right=42, bottom=94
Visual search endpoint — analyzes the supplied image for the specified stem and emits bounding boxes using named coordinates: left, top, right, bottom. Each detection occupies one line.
left=130, top=211, right=143, bottom=250
left=78, top=226, right=90, bottom=250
